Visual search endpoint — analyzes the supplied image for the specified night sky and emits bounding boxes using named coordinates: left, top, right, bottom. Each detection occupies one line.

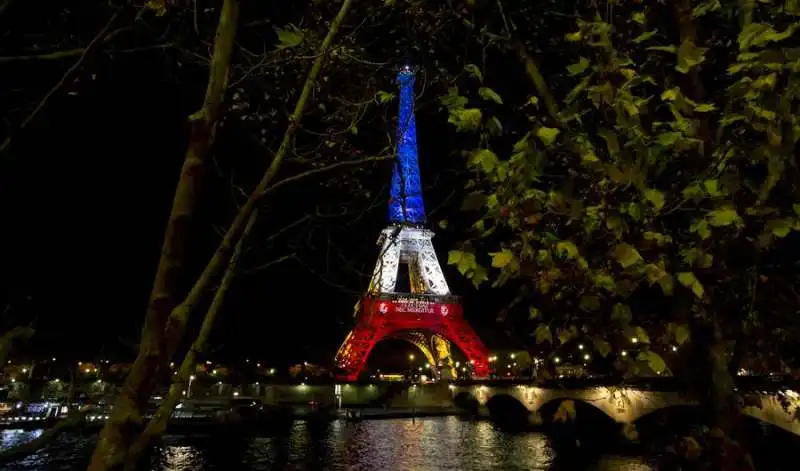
left=0, top=7, right=518, bottom=369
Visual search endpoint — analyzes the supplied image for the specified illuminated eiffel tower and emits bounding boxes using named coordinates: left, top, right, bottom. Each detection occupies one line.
left=334, top=66, right=490, bottom=381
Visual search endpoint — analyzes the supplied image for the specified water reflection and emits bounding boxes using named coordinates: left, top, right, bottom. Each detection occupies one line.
left=0, top=418, right=655, bottom=471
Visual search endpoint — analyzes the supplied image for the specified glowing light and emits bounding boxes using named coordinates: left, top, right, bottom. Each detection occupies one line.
left=510, top=353, right=516, bottom=359
left=409, top=354, right=415, bottom=361
left=631, top=337, right=639, bottom=344
left=21, top=369, right=27, bottom=374
left=583, top=354, right=590, bottom=361
left=554, top=357, right=561, bottom=364
left=622, top=350, right=628, bottom=356
left=389, top=67, right=426, bottom=224
left=578, top=344, right=584, bottom=350
left=672, top=345, right=678, bottom=352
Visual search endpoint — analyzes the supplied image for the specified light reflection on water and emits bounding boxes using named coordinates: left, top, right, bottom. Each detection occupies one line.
left=0, top=418, right=654, bottom=471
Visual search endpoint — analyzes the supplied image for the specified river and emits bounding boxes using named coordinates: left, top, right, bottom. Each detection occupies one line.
left=0, top=417, right=794, bottom=470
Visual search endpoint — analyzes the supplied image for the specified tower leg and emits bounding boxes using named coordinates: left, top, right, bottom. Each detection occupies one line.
left=334, top=323, right=380, bottom=381
left=416, top=237, right=450, bottom=295
left=368, top=229, right=401, bottom=293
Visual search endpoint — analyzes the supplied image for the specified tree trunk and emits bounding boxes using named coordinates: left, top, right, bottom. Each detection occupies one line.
left=86, top=2, right=240, bottom=470
left=122, top=212, right=256, bottom=471
left=689, top=314, right=751, bottom=471
left=89, top=0, right=355, bottom=467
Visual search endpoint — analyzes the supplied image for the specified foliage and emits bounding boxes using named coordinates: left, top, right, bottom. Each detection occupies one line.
left=443, top=1, right=800, bottom=381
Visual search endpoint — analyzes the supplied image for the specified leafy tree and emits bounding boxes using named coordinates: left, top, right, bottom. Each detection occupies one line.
left=442, top=0, right=800, bottom=466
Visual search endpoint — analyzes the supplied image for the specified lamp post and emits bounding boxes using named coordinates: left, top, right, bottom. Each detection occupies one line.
left=187, top=375, right=196, bottom=398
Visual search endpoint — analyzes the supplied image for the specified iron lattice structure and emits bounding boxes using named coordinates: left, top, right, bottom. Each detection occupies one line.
left=334, top=66, right=490, bottom=381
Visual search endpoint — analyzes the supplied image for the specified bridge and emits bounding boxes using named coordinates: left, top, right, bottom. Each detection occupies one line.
left=254, top=377, right=800, bottom=436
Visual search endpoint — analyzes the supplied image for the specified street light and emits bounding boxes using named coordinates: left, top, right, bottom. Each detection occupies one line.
left=187, top=375, right=196, bottom=398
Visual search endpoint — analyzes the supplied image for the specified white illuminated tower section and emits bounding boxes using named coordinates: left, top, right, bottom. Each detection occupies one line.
left=334, top=66, right=490, bottom=382
left=369, top=66, right=450, bottom=296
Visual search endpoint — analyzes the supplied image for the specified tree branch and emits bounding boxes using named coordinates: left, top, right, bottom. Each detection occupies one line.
left=241, top=253, right=295, bottom=275
left=262, top=154, right=392, bottom=196
left=0, top=10, right=121, bottom=155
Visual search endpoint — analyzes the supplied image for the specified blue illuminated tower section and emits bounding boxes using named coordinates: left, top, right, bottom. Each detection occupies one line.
left=389, top=66, right=427, bottom=225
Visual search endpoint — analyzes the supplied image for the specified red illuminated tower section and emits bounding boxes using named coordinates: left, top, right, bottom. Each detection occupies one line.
left=334, top=66, right=490, bottom=381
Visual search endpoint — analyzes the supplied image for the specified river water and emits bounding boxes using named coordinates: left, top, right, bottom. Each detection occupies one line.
left=0, top=417, right=658, bottom=471
left=2, top=416, right=796, bottom=470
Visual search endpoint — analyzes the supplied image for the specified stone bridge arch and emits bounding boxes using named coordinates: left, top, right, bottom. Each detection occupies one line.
left=450, top=385, right=800, bottom=435
left=452, top=385, right=694, bottom=423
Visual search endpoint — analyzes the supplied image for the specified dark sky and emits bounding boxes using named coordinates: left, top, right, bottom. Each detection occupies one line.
left=0, top=19, right=517, bottom=368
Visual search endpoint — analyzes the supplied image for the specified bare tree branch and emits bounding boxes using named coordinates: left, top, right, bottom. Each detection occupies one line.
left=262, top=154, right=392, bottom=196
left=0, top=9, right=121, bottom=155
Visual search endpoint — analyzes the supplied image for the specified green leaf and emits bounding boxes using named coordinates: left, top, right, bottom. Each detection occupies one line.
left=677, top=272, right=705, bottom=299
left=673, top=324, right=690, bottom=345
left=464, top=64, right=483, bottom=82
left=565, top=31, right=582, bottom=42
left=793, top=204, right=800, bottom=218
left=661, top=88, right=679, bottom=101
left=767, top=219, right=794, bottom=238
left=555, top=241, right=579, bottom=259
left=375, top=91, right=395, bottom=104
left=449, top=250, right=477, bottom=276
left=638, top=351, right=667, bottom=374
left=707, top=207, right=742, bottom=227
left=613, top=243, right=643, bottom=269
left=528, top=307, right=541, bottom=320
left=490, top=249, right=514, bottom=268
left=275, top=26, right=304, bottom=49
left=535, top=324, right=553, bottom=344
left=692, top=0, right=721, bottom=18
left=478, top=87, right=503, bottom=104
left=633, top=30, right=658, bottom=43
left=632, top=12, right=646, bottom=25
left=739, top=23, right=800, bottom=51
left=611, top=303, right=632, bottom=324
left=643, top=231, right=672, bottom=246
left=703, top=179, right=722, bottom=196
left=470, top=266, right=489, bottom=287
left=594, top=339, right=612, bottom=358
left=694, top=103, right=716, bottom=113
left=535, top=127, right=560, bottom=147
left=447, top=250, right=463, bottom=265
left=633, top=326, right=651, bottom=344
left=438, top=220, right=448, bottom=230
left=690, top=220, right=712, bottom=240
left=448, top=108, right=482, bottom=132
left=144, top=0, right=167, bottom=16
left=648, top=45, right=677, bottom=54
left=594, top=273, right=616, bottom=291
left=470, top=149, right=499, bottom=173
left=644, top=189, right=665, bottom=211
left=579, top=295, right=601, bottom=311
left=567, top=57, right=591, bottom=76
left=486, top=116, right=503, bottom=136
left=676, top=40, right=708, bottom=74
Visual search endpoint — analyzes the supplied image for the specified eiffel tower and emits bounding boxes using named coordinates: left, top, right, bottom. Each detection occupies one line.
left=334, top=65, right=490, bottom=382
